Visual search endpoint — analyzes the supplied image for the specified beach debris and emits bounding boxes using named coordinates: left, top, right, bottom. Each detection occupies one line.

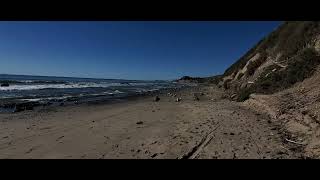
left=230, top=94, right=237, bottom=100
left=136, top=121, right=143, bottom=125
left=151, top=141, right=158, bottom=145
left=193, top=94, right=200, bottom=101
left=151, top=153, right=158, bottom=158
left=176, top=97, right=182, bottom=102
left=284, top=138, right=305, bottom=145
left=0, top=83, right=9, bottom=87
left=154, top=96, right=160, bottom=102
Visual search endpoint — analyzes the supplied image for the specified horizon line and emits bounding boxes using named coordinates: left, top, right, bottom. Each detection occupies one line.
left=0, top=73, right=177, bottom=81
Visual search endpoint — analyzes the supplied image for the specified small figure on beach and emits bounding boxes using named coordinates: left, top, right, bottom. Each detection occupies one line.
left=193, top=94, right=200, bottom=101
left=154, top=96, right=160, bottom=102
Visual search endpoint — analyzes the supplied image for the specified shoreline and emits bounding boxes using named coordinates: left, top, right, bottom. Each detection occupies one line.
left=0, top=84, right=195, bottom=114
left=0, top=84, right=302, bottom=159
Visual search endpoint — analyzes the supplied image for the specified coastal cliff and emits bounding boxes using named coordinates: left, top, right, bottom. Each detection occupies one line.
left=218, top=21, right=320, bottom=158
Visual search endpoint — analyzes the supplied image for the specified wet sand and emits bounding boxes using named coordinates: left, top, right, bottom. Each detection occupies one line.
left=0, top=85, right=300, bottom=159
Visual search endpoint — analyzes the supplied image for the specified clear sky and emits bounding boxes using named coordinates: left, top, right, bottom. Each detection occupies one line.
left=0, top=21, right=281, bottom=80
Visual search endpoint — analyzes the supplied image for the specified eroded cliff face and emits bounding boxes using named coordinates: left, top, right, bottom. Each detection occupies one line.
left=219, top=21, right=320, bottom=158
left=243, top=67, right=320, bottom=158
left=220, top=21, right=320, bottom=101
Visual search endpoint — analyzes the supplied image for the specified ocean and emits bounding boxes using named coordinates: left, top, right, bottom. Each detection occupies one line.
left=0, top=74, right=186, bottom=111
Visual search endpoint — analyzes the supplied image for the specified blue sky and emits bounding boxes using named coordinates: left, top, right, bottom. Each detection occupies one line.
left=0, top=21, right=281, bottom=80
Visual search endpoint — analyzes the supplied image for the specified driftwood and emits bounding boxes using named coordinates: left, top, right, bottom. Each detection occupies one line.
left=285, top=138, right=305, bottom=145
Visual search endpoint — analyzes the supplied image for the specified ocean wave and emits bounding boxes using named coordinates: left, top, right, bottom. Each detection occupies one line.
left=19, top=96, right=73, bottom=102
left=0, top=80, right=66, bottom=84
left=18, top=90, right=125, bottom=102
left=0, top=82, right=135, bottom=91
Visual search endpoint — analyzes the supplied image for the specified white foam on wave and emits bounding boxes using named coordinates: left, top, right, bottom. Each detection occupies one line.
left=114, top=90, right=124, bottom=94
left=20, top=96, right=74, bottom=102
left=0, top=82, right=134, bottom=91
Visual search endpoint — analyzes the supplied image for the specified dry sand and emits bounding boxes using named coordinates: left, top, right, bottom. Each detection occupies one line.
left=0, top=86, right=301, bottom=159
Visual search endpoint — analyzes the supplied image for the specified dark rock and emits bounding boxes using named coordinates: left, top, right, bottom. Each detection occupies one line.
left=136, top=121, right=143, bottom=125
left=154, top=96, right=160, bottom=102
left=12, top=102, right=39, bottom=112
left=25, top=105, right=34, bottom=110
left=43, top=102, right=53, bottom=107
left=13, top=105, right=25, bottom=112
left=1, top=83, right=9, bottom=87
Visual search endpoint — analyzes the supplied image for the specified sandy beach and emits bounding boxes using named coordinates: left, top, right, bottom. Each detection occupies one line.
left=0, top=85, right=301, bottom=159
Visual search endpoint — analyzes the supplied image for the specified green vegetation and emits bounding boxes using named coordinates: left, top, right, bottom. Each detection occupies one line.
left=237, top=48, right=320, bottom=101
